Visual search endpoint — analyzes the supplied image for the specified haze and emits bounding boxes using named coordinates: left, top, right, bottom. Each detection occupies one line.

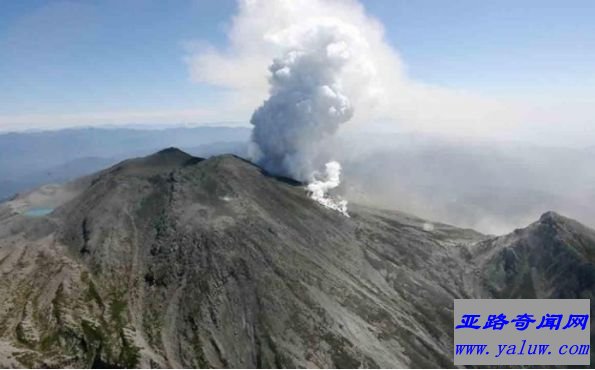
left=1, top=0, right=594, bottom=233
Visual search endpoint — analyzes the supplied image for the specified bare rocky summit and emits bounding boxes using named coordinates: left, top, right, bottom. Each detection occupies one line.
left=0, top=148, right=593, bottom=368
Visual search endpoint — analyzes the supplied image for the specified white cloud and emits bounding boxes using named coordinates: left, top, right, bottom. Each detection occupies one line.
left=187, top=0, right=529, bottom=140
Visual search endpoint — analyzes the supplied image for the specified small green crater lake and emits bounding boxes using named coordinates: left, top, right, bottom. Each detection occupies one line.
left=24, top=208, right=54, bottom=217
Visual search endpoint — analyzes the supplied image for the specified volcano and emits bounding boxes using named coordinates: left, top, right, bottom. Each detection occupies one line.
left=0, top=148, right=593, bottom=368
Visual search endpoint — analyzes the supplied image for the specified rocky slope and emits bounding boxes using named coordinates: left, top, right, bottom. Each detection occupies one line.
left=0, top=148, right=593, bottom=368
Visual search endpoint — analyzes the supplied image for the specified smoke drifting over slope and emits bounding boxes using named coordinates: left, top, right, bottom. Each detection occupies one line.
left=307, top=161, right=349, bottom=216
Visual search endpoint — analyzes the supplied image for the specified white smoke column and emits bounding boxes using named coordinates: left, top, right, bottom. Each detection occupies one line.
left=190, top=0, right=524, bottom=146
left=250, top=21, right=354, bottom=179
left=249, top=19, right=373, bottom=215
left=307, top=161, right=349, bottom=216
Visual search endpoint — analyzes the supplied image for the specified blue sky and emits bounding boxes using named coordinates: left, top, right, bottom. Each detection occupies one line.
left=368, top=0, right=595, bottom=96
left=0, top=0, right=594, bottom=141
left=0, top=0, right=236, bottom=120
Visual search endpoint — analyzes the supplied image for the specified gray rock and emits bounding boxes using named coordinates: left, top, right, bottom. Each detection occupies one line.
left=0, top=148, right=593, bottom=368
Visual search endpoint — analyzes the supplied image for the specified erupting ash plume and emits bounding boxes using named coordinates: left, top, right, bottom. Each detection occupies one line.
left=249, top=19, right=370, bottom=214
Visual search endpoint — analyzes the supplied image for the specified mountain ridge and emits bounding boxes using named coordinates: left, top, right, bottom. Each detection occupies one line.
left=0, top=148, right=593, bottom=368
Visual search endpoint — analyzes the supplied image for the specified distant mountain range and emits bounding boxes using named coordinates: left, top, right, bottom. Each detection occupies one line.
left=0, top=126, right=250, bottom=201
left=0, top=148, right=593, bottom=367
